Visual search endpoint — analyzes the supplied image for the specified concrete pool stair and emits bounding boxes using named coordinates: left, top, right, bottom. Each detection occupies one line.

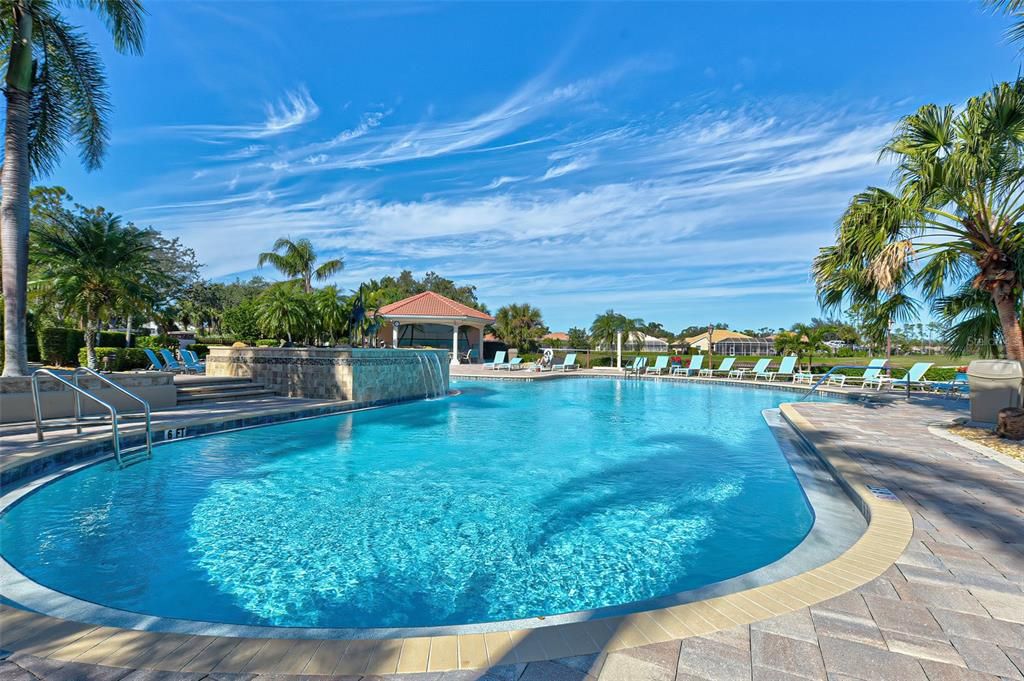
left=1, top=378, right=1022, bottom=680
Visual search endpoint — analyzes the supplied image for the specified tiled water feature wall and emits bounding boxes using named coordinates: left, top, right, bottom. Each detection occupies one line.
left=205, top=347, right=449, bottom=404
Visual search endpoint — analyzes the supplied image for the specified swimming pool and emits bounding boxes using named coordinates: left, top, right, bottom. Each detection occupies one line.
left=1, top=379, right=822, bottom=631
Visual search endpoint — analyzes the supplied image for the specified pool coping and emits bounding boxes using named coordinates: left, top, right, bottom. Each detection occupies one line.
left=0, top=387, right=914, bottom=675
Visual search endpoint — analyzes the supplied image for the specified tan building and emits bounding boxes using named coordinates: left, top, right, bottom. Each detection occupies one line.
left=377, top=291, right=495, bottom=364
left=684, top=330, right=752, bottom=352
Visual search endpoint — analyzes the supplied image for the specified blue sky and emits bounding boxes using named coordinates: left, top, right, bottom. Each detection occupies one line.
left=49, top=1, right=1019, bottom=332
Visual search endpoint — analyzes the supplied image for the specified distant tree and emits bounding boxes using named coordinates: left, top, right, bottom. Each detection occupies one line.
left=591, top=311, right=643, bottom=350
left=314, top=285, right=348, bottom=345
left=255, top=282, right=311, bottom=343
left=495, top=303, right=546, bottom=351
left=567, top=327, right=590, bottom=349
left=222, top=300, right=261, bottom=343
left=359, top=270, right=486, bottom=311
left=257, top=237, right=343, bottom=293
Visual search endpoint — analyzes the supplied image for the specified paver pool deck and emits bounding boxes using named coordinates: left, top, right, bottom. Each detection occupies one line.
left=1, top=374, right=1022, bottom=681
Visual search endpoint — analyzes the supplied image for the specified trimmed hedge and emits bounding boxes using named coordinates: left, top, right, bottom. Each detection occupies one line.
left=195, top=335, right=235, bottom=345
left=189, top=343, right=210, bottom=357
left=255, top=339, right=279, bottom=347
left=39, top=327, right=85, bottom=366
left=77, top=347, right=150, bottom=371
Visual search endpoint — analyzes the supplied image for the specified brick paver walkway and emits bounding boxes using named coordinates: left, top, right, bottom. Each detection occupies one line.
left=2, top=397, right=1022, bottom=681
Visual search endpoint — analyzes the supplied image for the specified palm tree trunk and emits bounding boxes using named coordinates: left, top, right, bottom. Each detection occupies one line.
left=1, top=4, right=34, bottom=377
left=125, top=315, right=133, bottom=346
left=85, top=311, right=98, bottom=369
left=992, top=289, right=1024, bottom=362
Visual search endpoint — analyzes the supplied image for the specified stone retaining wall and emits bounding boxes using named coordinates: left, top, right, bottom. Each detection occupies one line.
left=0, top=372, right=176, bottom=424
left=205, top=347, right=449, bottom=403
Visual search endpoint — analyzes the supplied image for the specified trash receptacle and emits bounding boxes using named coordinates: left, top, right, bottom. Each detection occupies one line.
left=967, top=360, right=1023, bottom=423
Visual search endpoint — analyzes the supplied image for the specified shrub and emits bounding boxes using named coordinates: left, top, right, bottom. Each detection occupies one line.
left=195, top=335, right=235, bottom=345
left=189, top=343, right=209, bottom=357
left=255, top=339, right=279, bottom=347
left=135, top=334, right=179, bottom=350
left=97, top=331, right=128, bottom=348
left=39, top=327, right=85, bottom=366
left=77, top=347, right=150, bottom=371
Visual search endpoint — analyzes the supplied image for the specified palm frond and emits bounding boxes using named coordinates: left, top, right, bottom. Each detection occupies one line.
left=63, top=0, right=146, bottom=54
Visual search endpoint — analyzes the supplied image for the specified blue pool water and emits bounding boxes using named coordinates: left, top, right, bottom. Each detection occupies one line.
left=2, top=379, right=818, bottom=629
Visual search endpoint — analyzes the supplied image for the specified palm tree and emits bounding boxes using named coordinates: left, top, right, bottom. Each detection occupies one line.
left=255, top=282, right=311, bottom=343
left=31, top=211, right=162, bottom=368
left=814, top=80, right=1024, bottom=362
left=257, top=237, right=343, bottom=293
left=986, top=0, right=1024, bottom=46
left=494, top=303, right=546, bottom=351
left=314, top=285, right=347, bottom=345
left=589, top=310, right=643, bottom=351
left=1, top=1, right=145, bottom=376
left=935, top=284, right=1020, bottom=358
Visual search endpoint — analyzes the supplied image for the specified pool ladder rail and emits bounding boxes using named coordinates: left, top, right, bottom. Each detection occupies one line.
left=31, top=367, right=154, bottom=468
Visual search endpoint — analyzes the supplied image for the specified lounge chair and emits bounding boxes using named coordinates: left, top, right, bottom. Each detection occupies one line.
left=729, top=358, right=770, bottom=379
left=756, top=356, right=798, bottom=382
left=143, top=348, right=164, bottom=371
left=483, top=350, right=506, bottom=370
left=460, top=348, right=477, bottom=364
left=159, top=348, right=190, bottom=373
left=501, top=357, right=525, bottom=371
left=181, top=349, right=206, bottom=373
left=930, top=371, right=969, bottom=399
left=823, top=358, right=888, bottom=387
left=622, top=357, right=645, bottom=376
left=864, top=362, right=934, bottom=391
left=645, top=356, right=670, bottom=375
left=672, top=355, right=704, bottom=376
left=553, top=352, right=579, bottom=371
left=698, top=357, right=736, bottom=377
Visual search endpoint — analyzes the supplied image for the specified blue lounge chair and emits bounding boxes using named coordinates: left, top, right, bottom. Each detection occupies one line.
left=181, top=348, right=206, bottom=373
left=931, top=371, right=969, bottom=399
left=646, top=355, right=670, bottom=375
left=159, top=348, right=189, bottom=373
left=699, top=357, right=736, bottom=377
left=483, top=350, right=506, bottom=370
left=824, top=358, right=888, bottom=387
left=730, top=358, right=770, bottom=380
left=623, top=357, right=645, bottom=375
left=501, top=356, right=524, bottom=371
left=143, top=348, right=164, bottom=371
left=864, top=362, right=934, bottom=391
left=756, top=355, right=798, bottom=382
left=553, top=352, right=578, bottom=371
left=672, top=355, right=704, bottom=376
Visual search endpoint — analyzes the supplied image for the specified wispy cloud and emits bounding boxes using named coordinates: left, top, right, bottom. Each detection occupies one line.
left=162, top=86, right=320, bottom=141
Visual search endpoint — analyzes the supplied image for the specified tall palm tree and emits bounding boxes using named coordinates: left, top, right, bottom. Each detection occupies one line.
left=1, top=0, right=145, bottom=376
left=814, top=80, right=1024, bottom=362
left=494, top=303, right=546, bottom=351
left=314, top=285, right=347, bottom=345
left=589, top=310, right=643, bottom=351
left=31, top=211, right=162, bottom=368
left=257, top=237, right=343, bottom=293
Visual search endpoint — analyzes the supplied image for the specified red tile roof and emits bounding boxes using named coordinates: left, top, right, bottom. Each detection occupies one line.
left=377, top=291, right=495, bottom=323
left=543, top=332, right=570, bottom=341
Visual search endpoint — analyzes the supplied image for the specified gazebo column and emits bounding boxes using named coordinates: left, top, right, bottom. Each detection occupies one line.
left=476, top=326, right=484, bottom=364
left=392, top=323, right=399, bottom=349
left=451, top=324, right=460, bottom=365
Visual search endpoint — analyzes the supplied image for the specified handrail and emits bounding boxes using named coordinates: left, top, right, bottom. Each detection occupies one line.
left=32, top=369, right=123, bottom=463
left=799, top=362, right=912, bottom=401
left=74, top=367, right=153, bottom=460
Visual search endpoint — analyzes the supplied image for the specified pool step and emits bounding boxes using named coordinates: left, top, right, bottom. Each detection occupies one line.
left=174, top=376, right=277, bottom=404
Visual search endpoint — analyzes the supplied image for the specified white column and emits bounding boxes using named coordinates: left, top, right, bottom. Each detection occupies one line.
left=476, top=326, right=484, bottom=364
left=451, top=323, right=460, bottom=365
left=616, top=330, right=622, bottom=369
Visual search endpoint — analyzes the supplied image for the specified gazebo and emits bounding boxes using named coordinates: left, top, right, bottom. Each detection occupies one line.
left=376, top=291, right=495, bottom=364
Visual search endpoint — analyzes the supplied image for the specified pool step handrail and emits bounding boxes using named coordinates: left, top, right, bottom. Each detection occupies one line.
left=800, top=362, right=911, bottom=401
left=31, top=368, right=153, bottom=468
left=74, top=367, right=153, bottom=464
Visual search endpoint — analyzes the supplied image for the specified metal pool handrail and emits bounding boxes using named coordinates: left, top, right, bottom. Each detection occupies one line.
left=799, top=363, right=911, bottom=402
left=74, top=367, right=153, bottom=463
